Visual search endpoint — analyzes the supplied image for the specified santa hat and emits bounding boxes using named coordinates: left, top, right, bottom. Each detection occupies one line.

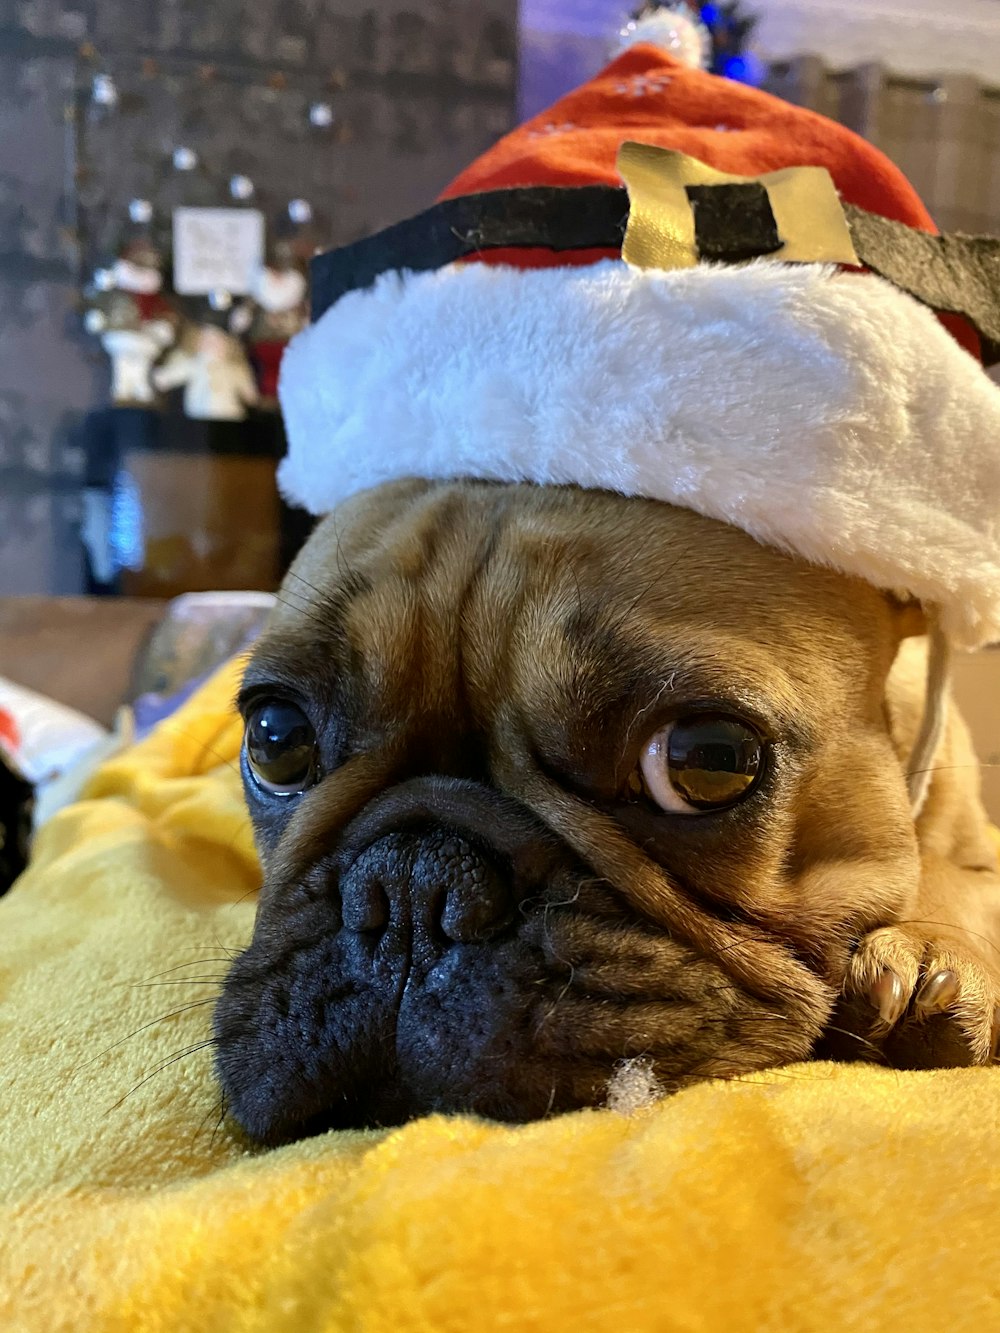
left=278, top=10, right=1000, bottom=802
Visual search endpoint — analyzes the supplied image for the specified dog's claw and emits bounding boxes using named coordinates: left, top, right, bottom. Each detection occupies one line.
left=870, top=969, right=907, bottom=1026
left=841, top=927, right=1000, bottom=1068
left=915, top=968, right=960, bottom=1014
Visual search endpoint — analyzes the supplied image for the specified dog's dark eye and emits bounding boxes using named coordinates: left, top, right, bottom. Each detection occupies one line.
left=245, top=700, right=319, bottom=797
left=639, top=714, right=763, bottom=814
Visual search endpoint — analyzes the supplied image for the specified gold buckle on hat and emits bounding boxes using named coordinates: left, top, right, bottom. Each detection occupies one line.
left=617, top=141, right=860, bottom=271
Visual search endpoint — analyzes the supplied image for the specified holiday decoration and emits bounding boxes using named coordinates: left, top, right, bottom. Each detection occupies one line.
left=243, top=243, right=309, bottom=403
left=172, top=207, right=266, bottom=299
left=153, top=314, right=259, bottom=422
left=622, top=3, right=763, bottom=84
left=85, top=237, right=177, bottom=406
left=82, top=197, right=300, bottom=422
left=128, top=198, right=154, bottom=224
left=0, top=6, right=516, bottom=605
left=60, top=23, right=509, bottom=428
left=620, top=4, right=710, bottom=71
left=91, top=72, right=117, bottom=106
left=279, top=11, right=1000, bottom=815
left=309, top=102, right=335, bottom=128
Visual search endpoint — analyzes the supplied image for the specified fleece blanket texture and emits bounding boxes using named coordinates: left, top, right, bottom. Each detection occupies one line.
left=2, top=660, right=1000, bottom=1333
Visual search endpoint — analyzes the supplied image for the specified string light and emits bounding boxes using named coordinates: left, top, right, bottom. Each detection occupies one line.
left=128, top=199, right=153, bottom=224
left=92, top=73, right=118, bottom=106
left=309, top=102, right=335, bottom=127
left=77, top=57, right=352, bottom=326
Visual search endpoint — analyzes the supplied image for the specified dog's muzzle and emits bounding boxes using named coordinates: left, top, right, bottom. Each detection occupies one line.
left=213, top=779, right=595, bottom=1143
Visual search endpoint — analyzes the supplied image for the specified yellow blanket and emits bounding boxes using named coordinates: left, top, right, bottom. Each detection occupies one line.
left=3, top=662, right=1000, bottom=1333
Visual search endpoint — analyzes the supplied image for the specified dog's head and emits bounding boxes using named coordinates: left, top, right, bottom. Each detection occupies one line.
left=214, top=479, right=922, bottom=1143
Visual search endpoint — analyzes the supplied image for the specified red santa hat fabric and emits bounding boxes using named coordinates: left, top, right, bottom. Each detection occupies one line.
left=278, top=28, right=1000, bottom=651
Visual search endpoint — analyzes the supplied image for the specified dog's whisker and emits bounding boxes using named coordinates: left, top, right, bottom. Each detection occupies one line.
left=818, top=1024, right=890, bottom=1061
left=210, top=935, right=240, bottom=962
left=208, top=1093, right=235, bottom=1151
left=122, top=956, right=235, bottom=987
left=139, top=716, right=245, bottom=779
left=105, top=1038, right=217, bottom=1114
left=132, top=976, right=229, bottom=988
left=905, top=760, right=1000, bottom=778
left=270, top=578, right=346, bottom=639
left=194, top=1087, right=235, bottom=1151
left=728, top=1067, right=834, bottom=1085
left=268, top=593, right=339, bottom=641
left=75, top=998, right=218, bottom=1072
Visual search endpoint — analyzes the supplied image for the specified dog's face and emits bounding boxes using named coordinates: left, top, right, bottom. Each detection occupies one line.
left=214, top=479, right=921, bottom=1143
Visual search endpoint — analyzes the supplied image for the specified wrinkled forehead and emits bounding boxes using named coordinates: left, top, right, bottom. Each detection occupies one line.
left=259, top=480, right=891, bottom=719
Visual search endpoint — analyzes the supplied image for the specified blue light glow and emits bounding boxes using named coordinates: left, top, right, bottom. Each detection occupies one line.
left=700, top=4, right=719, bottom=24
left=723, top=51, right=764, bottom=84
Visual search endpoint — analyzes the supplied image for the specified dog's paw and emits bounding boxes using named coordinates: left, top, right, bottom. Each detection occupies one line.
left=836, top=926, right=1000, bottom=1068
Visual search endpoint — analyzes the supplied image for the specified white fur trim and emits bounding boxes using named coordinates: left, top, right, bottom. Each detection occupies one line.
left=618, top=8, right=710, bottom=69
left=278, top=260, right=1000, bottom=650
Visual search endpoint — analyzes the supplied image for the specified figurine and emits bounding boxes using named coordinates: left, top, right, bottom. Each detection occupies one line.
left=87, top=239, right=177, bottom=405
left=239, top=241, right=309, bottom=405
left=153, top=317, right=259, bottom=422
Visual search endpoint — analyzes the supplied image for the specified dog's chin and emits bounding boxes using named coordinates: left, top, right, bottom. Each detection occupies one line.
left=214, top=907, right=612, bottom=1144
left=214, top=798, right=823, bottom=1144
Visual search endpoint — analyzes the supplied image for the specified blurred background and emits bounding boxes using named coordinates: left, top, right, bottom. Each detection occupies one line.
left=0, top=0, right=998, bottom=601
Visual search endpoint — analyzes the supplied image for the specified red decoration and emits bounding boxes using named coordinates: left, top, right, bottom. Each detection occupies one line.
left=250, top=340, right=288, bottom=400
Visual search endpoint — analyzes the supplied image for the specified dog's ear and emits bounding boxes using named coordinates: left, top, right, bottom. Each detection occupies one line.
left=887, top=595, right=928, bottom=641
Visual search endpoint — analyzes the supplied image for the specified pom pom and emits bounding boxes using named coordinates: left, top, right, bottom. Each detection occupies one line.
left=619, top=4, right=710, bottom=70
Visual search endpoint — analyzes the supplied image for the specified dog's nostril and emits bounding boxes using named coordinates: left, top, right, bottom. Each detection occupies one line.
left=417, top=836, right=513, bottom=944
left=439, top=877, right=511, bottom=942
left=340, top=873, right=390, bottom=932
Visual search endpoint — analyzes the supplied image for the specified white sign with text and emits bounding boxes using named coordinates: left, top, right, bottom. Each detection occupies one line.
left=172, top=208, right=265, bottom=295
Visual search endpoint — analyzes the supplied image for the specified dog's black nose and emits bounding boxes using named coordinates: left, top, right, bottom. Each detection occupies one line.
left=339, top=829, right=514, bottom=943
